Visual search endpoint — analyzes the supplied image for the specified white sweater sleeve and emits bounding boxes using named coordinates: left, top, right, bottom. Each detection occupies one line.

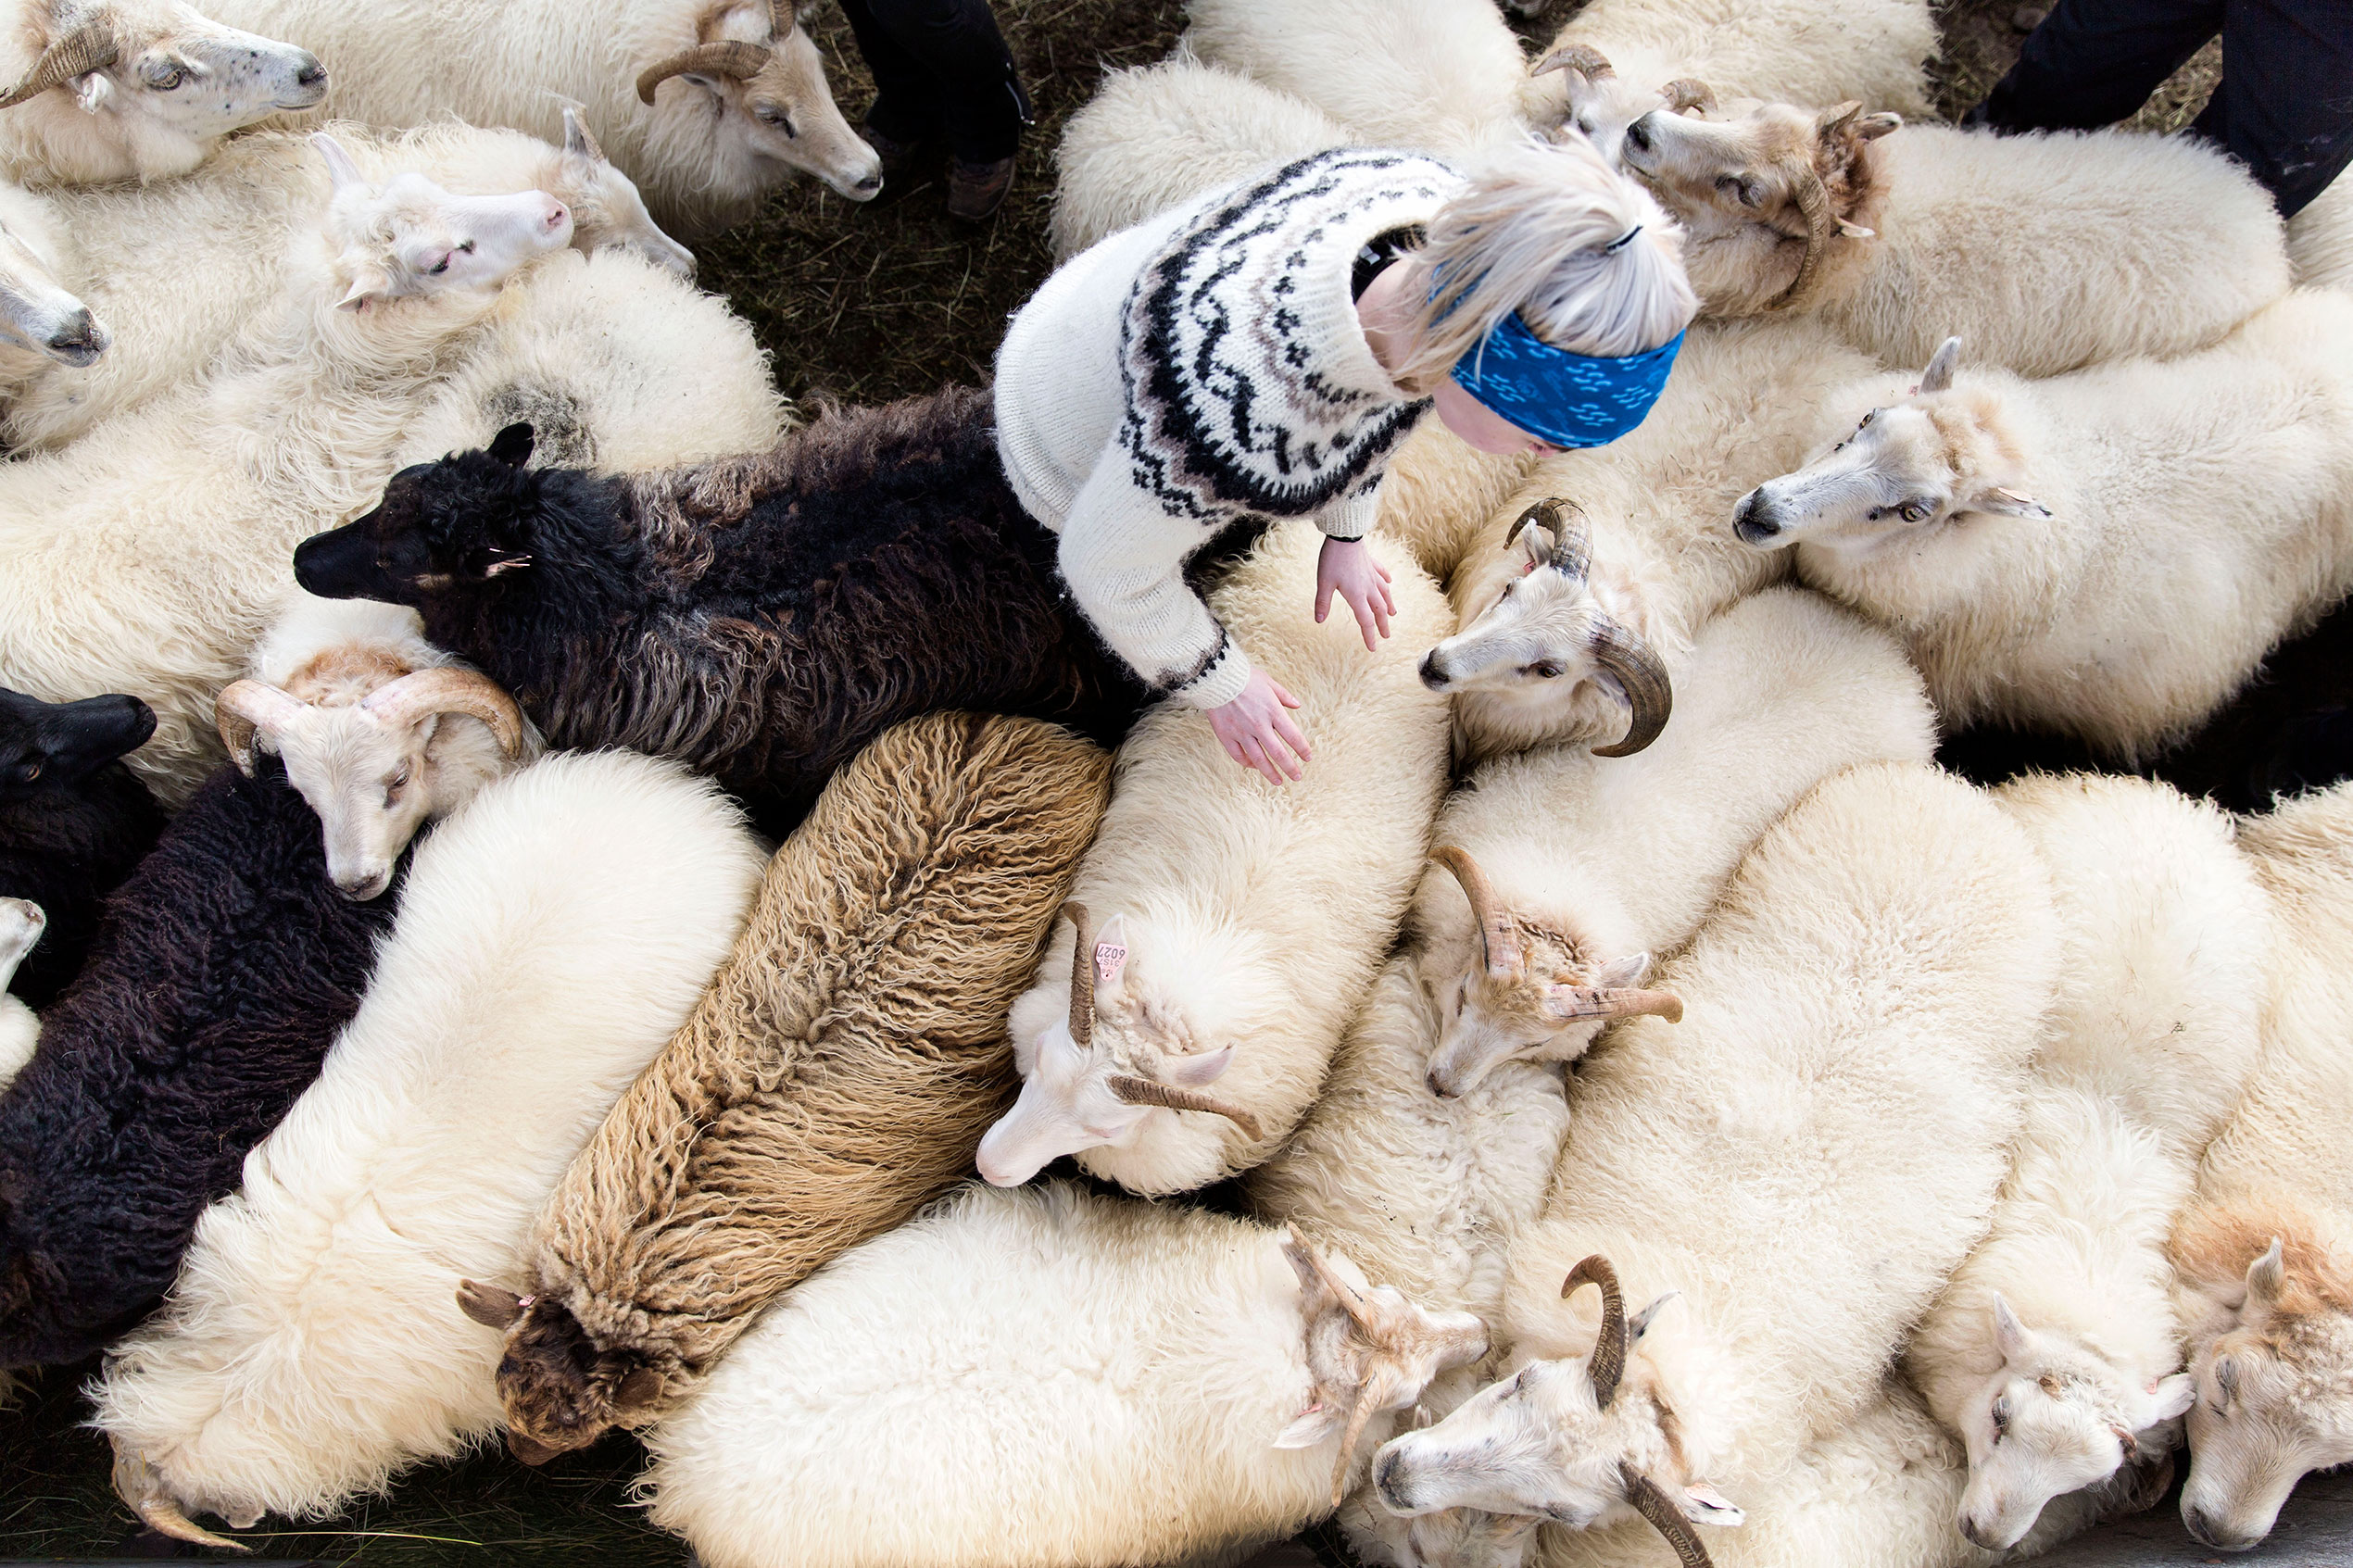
left=1057, top=437, right=1255, bottom=710
left=1319, top=483, right=1382, bottom=541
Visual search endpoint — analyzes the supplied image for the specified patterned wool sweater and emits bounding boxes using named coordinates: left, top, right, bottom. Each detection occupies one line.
left=996, top=147, right=1463, bottom=708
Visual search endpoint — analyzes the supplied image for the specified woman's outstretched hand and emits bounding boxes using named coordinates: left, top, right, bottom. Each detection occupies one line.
left=1315, top=536, right=1396, bottom=651
left=1208, top=670, right=1311, bottom=785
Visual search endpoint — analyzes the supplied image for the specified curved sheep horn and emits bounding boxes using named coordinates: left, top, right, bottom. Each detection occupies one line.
left=1431, top=845, right=1525, bottom=982
left=1107, top=1073, right=1264, bottom=1140
left=214, top=680, right=311, bottom=779
left=635, top=40, right=773, bottom=105
left=1768, top=166, right=1836, bottom=312
left=1621, top=1462, right=1717, bottom=1568
left=111, top=1442, right=249, bottom=1554
left=1660, top=78, right=1717, bottom=115
left=456, top=1278, right=525, bottom=1330
left=1504, top=498, right=1590, bottom=580
left=360, top=668, right=525, bottom=757
left=1563, top=1254, right=1629, bottom=1408
left=0, top=19, right=120, bottom=111
left=1063, top=900, right=1095, bottom=1049
left=1586, top=617, right=1671, bottom=758
left=1535, top=43, right=1614, bottom=79
left=1549, top=986, right=1686, bottom=1023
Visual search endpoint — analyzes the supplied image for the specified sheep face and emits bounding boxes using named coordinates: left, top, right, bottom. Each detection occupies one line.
left=1419, top=504, right=1672, bottom=758
left=1617, top=98, right=1896, bottom=316
left=547, top=109, right=695, bottom=277
left=1730, top=339, right=2049, bottom=555
left=2178, top=1235, right=2353, bottom=1552
left=635, top=1, right=882, bottom=206
left=977, top=909, right=1264, bottom=1186
left=293, top=425, right=544, bottom=613
left=1280, top=1235, right=1491, bottom=1507
left=317, top=136, right=573, bottom=311
left=457, top=1283, right=664, bottom=1462
left=1532, top=45, right=1718, bottom=169
left=1952, top=1296, right=2196, bottom=1550
left=1419, top=847, right=1679, bottom=1099
left=0, top=897, right=43, bottom=983
left=0, top=208, right=103, bottom=372
left=0, top=687, right=155, bottom=801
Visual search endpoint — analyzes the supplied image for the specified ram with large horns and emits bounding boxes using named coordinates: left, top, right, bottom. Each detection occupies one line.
left=195, top=0, right=880, bottom=232
left=0, top=0, right=325, bottom=185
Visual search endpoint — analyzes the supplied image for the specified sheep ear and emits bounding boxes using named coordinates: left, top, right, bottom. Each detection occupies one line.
left=1592, top=952, right=1650, bottom=988
left=1852, top=111, right=1902, bottom=143
left=560, top=105, right=605, bottom=165
left=1091, top=912, right=1130, bottom=993
left=1918, top=336, right=1962, bottom=394
left=1681, top=1483, right=1744, bottom=1527
left=1629, top=1290, right=1679, bottom=1341
left=72, top=69, right=107, bottom=112
left=2246, top=1237, right=2286, bottom=1311
left=488, top=421, right=536, bottom=468
left=1836, top=220, right=1876, bottom=239
left=1992, top=1294, right=2034, bottom=1363
left=1164, top=1044, right=1234, bottom=1088
left=614, top=1365, right=664, bottom=1412
left=1970, top=485, right=2052, bottom=520
left=312, top=132, right=364, bottom=190
left=456, top=1279, right=524, bottom=1330
left=2146, top=1372, right=2197, bottom=1424
left=337, top=263, right=395, bottom=312
left=1275, top=1402, right=1344, bottom=1449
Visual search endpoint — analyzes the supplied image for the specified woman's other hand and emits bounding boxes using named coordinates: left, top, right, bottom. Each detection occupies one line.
left=1207, top=671, right=1312, bottom=784
left=1315, top=536, right=1398, bottom=651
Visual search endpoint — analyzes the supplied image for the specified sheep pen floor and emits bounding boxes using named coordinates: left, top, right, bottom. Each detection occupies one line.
left=0, top=0, right=2294, bottom=1563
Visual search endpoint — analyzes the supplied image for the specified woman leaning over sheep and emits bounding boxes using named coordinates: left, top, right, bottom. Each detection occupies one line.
left=993, top=136, right=1696, bottom=783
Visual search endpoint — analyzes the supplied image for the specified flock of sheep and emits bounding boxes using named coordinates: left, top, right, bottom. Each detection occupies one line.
left=0, top=0, right=2350, bottom=1564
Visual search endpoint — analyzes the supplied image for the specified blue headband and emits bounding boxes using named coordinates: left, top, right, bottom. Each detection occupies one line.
left=1449, top=314, right=1685, bottom=450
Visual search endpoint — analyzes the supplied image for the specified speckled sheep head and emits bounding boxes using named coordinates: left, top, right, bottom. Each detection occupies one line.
left=975, top=901, right=1262, bottom=1185
left=1420, top=846, right=1680, bottom=1099
left=456, top=1279, right=666, bottom=1463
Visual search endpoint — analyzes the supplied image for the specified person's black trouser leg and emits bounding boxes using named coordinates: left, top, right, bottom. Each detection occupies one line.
left=1975, top=0, right=2353, bottom=217
left=2190, top=0, right=2353, bottom=215
left=834, top=0, right=1030, bottom=164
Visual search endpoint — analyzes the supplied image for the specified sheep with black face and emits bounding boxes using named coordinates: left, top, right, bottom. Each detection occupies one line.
left=293, top=390, right=1151, bottom=830
left=0, top=685, right=159, bottom=1005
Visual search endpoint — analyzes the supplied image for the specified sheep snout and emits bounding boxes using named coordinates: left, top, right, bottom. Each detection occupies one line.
left=1731, top=490, right=1784, bottom=546
left=1418, top=651, right=1451, bottom=691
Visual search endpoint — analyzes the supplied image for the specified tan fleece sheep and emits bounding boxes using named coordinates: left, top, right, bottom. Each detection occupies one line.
left=457, top=711, right=1114, bottom=1461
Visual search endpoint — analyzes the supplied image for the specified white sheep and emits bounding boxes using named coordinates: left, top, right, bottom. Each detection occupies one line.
left=1902, top=773, right=2270, bottom=1552
left=1184, top=0, right=1531, bottom=162
left=0, top=0, right=322, bottom=185
left=1618, top=110, right=2292, bottom=377
left=0, top=138, right=572, bottom=805
left=1731, top=299, right=2353, bottom=761
left=0, top=178, right=103, bottom=400
left=1415, top=585, right=1933, bottom=1099
left=94, top=747, right=767, bottom=1548
left=0, top=896, right=41, bottom=1085
left=2168, top=780, right=2353, bottom=1553
left=1367, top=760, right=2058, bottom=1561
left=203, top=0, right=880, bottom=233
left=1416, top=315, right=1879, bottom=759
left=975, top=518, right=1455, bottom=1196
left=4, top=116, right=694, bottom=454
left=1049, top=49, right=1347, bottom=261
left=642, top=1180, right=1488, bottom=1568
left=211, top=596, right=538, bottom=900
left=2289, top=175, right=2352, bottom=293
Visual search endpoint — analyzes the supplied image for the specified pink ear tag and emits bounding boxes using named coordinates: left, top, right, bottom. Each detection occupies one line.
left=1094, top=940, right=1127, bottom=984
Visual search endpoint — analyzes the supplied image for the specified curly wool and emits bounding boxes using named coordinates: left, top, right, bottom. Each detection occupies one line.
left=496, top=712, right=1114, bottom=1450
left=0, top=762, right=400, bottom=1366
left=323, top=387, right=1147, bottom=828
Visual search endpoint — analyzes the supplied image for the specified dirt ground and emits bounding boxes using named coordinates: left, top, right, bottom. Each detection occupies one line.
left=0, top=0, right=2237, bottom=1562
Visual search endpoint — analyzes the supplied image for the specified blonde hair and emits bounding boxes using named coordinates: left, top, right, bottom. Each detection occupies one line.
left=1388, top=134, right=1697, bottom=392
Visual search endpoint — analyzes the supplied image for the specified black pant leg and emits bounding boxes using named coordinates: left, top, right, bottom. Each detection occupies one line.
left=2191, top=0, right=2353, bottom=216
left=835, top=0, right=945, bottom=146
left=850, top=0, right=1029, bottom=163
left=1977, top=0, right=2228, bottom=130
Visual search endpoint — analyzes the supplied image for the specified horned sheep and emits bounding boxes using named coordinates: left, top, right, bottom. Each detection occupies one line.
left=975, top=517, right=1454, bottom=1195
left=1617, top=107, right=2291, bottom=377
left=203, top=0, right=881, bottom=233
left=459, top=712, right=1111, bottom=1463
left=1417, top=315, right=1880, bottom=759
left=2168, top=780, right=2353, bottom=1553
left=0, top=599, right=527, bottom=1369
left=642, top=1180, right=1488, bottom=1568
left=294, top=389, right=1148, bottom=831
left=1368, top=762, right=2059, bottom=1561
left=1732, top=301, right=2353, bottom=761
left=0, top=685, right=160, bottom=1005
left=94, top=747, right=766, bottom=1548
left=0, top=0, right=323, bottom=186
left=0, top=138, right=571, bottom=804
left=3, top=115, right=698, bottom=453
left=1902, top=774, right=2270, bottom=1552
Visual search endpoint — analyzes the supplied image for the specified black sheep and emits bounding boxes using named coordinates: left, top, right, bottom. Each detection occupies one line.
left=292, top=386, right=1151, bottom=827
left=0, top=760, right=399, bottom=1366
left=0, top=688, right=166, bottom=1008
